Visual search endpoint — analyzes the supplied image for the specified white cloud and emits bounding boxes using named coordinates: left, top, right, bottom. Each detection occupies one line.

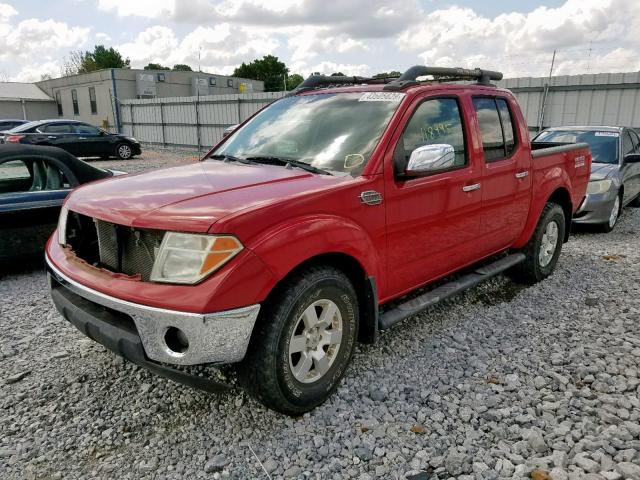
left=0, top=2, right=17, bottom=22
left=97, top=0, right=174, bottom=18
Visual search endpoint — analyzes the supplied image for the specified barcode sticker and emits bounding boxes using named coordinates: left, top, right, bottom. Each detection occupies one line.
left=359, top=92, right=405, bottom=102
left=594, top=132, right=619, bottom=137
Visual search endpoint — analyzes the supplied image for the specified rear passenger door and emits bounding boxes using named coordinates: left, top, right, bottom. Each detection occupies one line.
left=473, top=97, right=531, bottom=251
left=623, top=129, right=640, bottom=203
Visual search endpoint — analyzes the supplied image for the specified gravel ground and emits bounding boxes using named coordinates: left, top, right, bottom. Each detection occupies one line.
left=1, top=152, right=639, bottom=479
left=84, top=146, right=202, bottom=174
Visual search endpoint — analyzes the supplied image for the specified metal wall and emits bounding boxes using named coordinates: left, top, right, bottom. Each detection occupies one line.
left=120, top=91, right=286, bottom=149
left=0, top=100, right=58, bottom=120
left=498, top=72, right=640, bottom=130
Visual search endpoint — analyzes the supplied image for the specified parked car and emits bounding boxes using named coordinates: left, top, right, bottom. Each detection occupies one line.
left=46, top=66, right=591, bottom=414
left=533, top=126, right=640, bottom=232
left=2, top=119, right=141, bottom=160
left=0, top=144, right=123, bottom=264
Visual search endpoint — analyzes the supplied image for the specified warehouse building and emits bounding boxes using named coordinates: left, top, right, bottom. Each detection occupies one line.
left=34, top=68, right=264, bottom=132
left=0, top=82, right=57, bottom=120
left=497, top=71, right=640, bottom=132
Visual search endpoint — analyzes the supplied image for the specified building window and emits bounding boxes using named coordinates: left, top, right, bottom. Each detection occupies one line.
left=227, top=78, right=233, bottom=87
left=88, top=86, right=97, bottom=114
left=71, top=89, right=79, bottom=115
left=209, top=77, right=216, bottom=86
left=55, top=91, right=62, bottom=116
left=157, top=73, right=166, bottom=82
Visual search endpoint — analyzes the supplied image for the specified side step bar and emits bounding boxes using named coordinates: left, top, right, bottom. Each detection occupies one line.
left=378, top=253, right=525, bottom=330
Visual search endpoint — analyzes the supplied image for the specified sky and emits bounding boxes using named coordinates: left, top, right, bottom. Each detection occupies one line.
left=0, top=0, right=639, bottom=83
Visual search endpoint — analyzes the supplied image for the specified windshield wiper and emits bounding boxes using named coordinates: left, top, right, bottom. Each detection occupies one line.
left=244, top=156, right=332, bottom=175
left=208, top=154, right=254, bottom=164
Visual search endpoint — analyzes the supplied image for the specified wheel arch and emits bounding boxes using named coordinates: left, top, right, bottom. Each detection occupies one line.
left=547, top=187, right=573, bottom=242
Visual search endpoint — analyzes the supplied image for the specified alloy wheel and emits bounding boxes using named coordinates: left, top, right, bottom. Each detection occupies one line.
left=539, top=220, right=559, bottom=267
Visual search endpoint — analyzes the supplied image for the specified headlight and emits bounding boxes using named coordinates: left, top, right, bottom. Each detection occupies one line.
left=586, top=179, right=613, bottom=194
left=150, top=232, right=243, bottom=284
left=58, top=205, right=69, bottom=245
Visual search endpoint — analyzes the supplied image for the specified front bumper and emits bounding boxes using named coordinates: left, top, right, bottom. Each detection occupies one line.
left=573, top=190, right=617, bottom=225
left=47, top=258, right=260, bottom=369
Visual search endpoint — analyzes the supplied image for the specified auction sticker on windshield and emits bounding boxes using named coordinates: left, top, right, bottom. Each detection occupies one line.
left=359, top=92, right=405, bottom=102
left=594, top=132, right=619, bottom=137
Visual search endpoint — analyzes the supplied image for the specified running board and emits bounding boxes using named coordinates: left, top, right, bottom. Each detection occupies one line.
left=378, top=253, right=525, bottom=330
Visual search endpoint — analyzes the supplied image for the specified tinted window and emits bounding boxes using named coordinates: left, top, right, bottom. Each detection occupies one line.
left=75, top=124, right=100, bottom=135
left=623, top=130, right=635, bottom=155
left=394, top=98, right=466, bottom=173
left=496, top=98, right=517, bottom=156
left=473, top=98, right=506, bottom=162
left=534, top=129, right=619, bottom=164
left=42, top=123, right=73, bottom=133
left=0, top=160, right=32, bottom=194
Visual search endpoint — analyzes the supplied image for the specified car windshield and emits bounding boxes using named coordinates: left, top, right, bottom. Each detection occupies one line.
left=534, top=129, right=619, bottom=164
left=211, top=92, right=405, bottom=175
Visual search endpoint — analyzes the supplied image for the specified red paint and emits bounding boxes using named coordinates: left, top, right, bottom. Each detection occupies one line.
left=46, top=82, right=590, bottom=312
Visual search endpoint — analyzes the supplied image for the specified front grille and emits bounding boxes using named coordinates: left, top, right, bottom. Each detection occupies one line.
left=66, top=212, right=164, bottom=281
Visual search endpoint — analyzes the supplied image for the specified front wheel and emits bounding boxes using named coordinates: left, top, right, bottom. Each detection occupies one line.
left=116, top=143, right=133, bottom=160
left=238, top=266, right=359, bottom=415
left=508, top=203, right=566, bottom=284
left=598, top=193, right=621, bottom=233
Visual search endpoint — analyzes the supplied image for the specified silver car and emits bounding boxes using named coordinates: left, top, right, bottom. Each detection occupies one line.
left=534, top=126, right=640, bottom=232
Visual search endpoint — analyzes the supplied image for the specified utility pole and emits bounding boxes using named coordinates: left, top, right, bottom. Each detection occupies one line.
left=538, top=49, right=556, bottom=131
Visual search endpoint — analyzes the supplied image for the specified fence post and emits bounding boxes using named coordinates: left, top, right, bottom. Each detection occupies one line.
left=159, top=101, right=165, bottom=147
left=195, top=92, right=201, bottom=153
left=130, top=104, right=135, bottom=139
left=237, top=94, right=242, bottom=124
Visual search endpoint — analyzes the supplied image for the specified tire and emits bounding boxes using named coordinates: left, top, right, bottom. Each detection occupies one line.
left=116, top=143, right=133, bottom=160
left=598, top=192, right=622, bottom=233
left=629, top=193, right=640, bottom=208
left=507, top=203, right=566, bottom=284
left=238, top=266, right=359, bottom=415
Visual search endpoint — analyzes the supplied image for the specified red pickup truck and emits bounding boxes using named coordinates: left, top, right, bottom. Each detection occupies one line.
left=46, top=66, right=591, bottom=414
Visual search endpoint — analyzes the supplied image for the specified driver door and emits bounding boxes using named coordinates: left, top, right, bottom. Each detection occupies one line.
left=383, top=94, right=483, bottom=297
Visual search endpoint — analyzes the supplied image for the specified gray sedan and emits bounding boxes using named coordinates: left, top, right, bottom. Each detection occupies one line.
left=534, top=126, right=640, bottom=232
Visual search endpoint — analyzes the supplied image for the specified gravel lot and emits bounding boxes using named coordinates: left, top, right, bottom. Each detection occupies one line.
left=1, top=149, right=640, bottom=479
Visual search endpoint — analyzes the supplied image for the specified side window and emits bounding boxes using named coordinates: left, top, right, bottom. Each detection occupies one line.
left=75, top=124, right=99, bottom=135
left=88, top=87, right=97, bottom=114
left=394, top=98, right=467, bottom=174
left=42, top=123, right=73, bottom=134
left=630, top=130, right=640, bottom=153
left=71, top=89, right=79, bottom=115
left=0, top=160, right=33, bottom=194
left=623, top=130, right=635, bottom=156
left=473, top=97, right=507, bottom=162
left=496, top=98, right=517, bottom=157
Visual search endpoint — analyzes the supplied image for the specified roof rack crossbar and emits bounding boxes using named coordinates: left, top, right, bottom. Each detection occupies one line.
left=383, top=66, right=503, bottom=90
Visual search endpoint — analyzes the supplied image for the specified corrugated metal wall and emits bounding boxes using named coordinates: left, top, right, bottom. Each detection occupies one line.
left=498, top=72, right=640, bottom=130
left=120, top=91, right=286, bottom=148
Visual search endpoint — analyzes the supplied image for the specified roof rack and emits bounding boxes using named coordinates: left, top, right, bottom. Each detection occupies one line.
left=286, top=74, right=396, bottom=96
left=287, top=66, right=503, bottom=96
left=383, top=66, right=503, bottom=90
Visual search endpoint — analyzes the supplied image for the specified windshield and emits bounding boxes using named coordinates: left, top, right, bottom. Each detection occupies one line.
left=212, top=92, right=405, bottom=175
left=535, top=129, right=619, bottom=164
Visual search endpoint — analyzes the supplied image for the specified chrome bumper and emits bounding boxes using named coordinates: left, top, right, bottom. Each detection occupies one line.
left=46, top=258, right=260, bottom=366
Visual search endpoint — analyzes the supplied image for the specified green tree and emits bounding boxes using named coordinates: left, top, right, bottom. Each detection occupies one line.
left=372, top=71, right=401, bottom=79
left=144, top=62, right=170, bottom=70
left=233, top=55, right=289, bottom=92
left=64, top=45, right=130, bottom=75
left=330, top=72, right=345, bottom=76
left=286, top=73, right=304, bottom=90
left=172, top=64, right=193, bottom=71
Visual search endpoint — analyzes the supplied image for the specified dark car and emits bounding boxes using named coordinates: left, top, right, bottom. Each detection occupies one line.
left=0, top=144, right=123, bottom=264
left=534, top=126, right=640, bottom=232
left=2, top=119, right=141, bottom=160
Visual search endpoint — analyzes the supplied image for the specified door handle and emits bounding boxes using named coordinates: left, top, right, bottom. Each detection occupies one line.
left=47, top=136, right=56, bottom=139
left=78, top=137, right=87, bottom=140
left=462, top=183, right=481, bottom=192
left=515, top=171, right=529, bottom=179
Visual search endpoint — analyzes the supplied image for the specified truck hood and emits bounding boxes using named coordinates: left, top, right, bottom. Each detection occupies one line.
left=590, top=163, right=619, bottom=181
left=66, top=160, right=340, bottom=232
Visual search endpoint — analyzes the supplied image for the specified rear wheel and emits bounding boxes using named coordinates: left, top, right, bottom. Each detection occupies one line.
left=598, top=193, right=621, bottom=233
left=116, top=143, right=133, bottom=160
left=508, top=203, right=565, bottom=284
left=238, top=266, right=358, bottom=415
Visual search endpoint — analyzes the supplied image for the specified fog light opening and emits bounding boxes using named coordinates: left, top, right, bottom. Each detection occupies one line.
left=165, top=327, right=189, bottom=354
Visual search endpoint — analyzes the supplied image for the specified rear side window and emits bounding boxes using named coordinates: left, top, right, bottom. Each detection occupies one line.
left=473, top=97, right=518, bottom=162
left=42, top=123, right=73, bottom=133
left=394, top=98, right=467, bottom=174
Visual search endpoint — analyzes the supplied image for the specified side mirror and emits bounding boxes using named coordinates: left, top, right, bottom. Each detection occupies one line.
left=624, top=153, right=640, bottom=163
left=405, top=144, right=455, bottom=176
